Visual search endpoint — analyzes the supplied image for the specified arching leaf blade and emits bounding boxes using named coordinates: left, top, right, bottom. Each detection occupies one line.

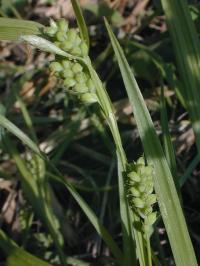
left=0, top=17, right=43, bottom=41
left=105, top=18, right=197, bottom=266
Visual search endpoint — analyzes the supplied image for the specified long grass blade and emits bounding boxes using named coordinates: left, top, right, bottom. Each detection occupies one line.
left=0, top=114, right=40, bottom=154
left=105, top=19, right=197, bottom=266
left=71, top=0, right=89, bottom=47
left=160, top=0, right=200, bottom=159
left=160, top=85, right=179, bottom=195
left=0, top=17, right=43, bottom=40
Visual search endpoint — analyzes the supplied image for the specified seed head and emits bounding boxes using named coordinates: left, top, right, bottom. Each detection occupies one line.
left=126, top=156, right=157, bottom=233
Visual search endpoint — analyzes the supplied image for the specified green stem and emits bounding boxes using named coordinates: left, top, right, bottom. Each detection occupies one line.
left=86, top=59, right=126, bottom=166
left=86, top=59, right=144, bottom=265
left=108, top=112, right=127, bottom=166
left=145, top=232, right=152, bottom=266
left=132, top=214, right=146, bottom=266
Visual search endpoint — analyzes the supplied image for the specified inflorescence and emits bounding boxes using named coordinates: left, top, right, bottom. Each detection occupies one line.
left=126, top=157, right=157, bottom=233
left=44, top=19, right=97, bottom=104
left=44, top=19, right=157, bottom=234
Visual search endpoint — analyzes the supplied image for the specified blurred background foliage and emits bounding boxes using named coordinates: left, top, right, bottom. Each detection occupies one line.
left=0, top=0, right=200, bottom=265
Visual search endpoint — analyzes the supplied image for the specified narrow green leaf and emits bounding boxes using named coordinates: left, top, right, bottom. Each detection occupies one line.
left=160, top=0, right=200, bottom=159
left=105, top=19, right=197, bottom=266
left=0, top=17, right=43, bottom=41
left=0, top=114, right=40, bottom=154
left=0, top=229, right=51, bottom=266
left=160, top=85, right=179, bottom=194
left=71, top=0, right=89, bottom=47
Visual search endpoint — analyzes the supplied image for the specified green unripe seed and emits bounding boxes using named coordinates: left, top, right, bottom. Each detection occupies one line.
left=64, top=78, right=76, bottom=88
left=79, top=93, right=98, bottom=104
left=133, top=198, right=145, bottom=208
left=57, top=19, right=68, bottom=33
left=74, top=36, right=82, bottom=46
left=61, top=41, right=73, bottom=51
left=145, top=186, right=154, bottom=195
left=45, top=19, right=57, bottom=36
left=45, top=26, right=57, bottom=36
left=140, top=166, right=153, bottom=177
left=62, top=60, right=71, bottom=69
left=137, top=209, right=145, bottom=219
left=138, top=206, right=153, bottom=219
left=137, top=157, right=145, bottom=165
left=136, top=165, right=143, bottom=176
left=144, top=165, right=153, bottom=176
left=56, top=31, right=66, bottom=42
left=145, top=179, right=153, bottom=186
left=87, top=79, right=95, bottom=92
left=50, top=19, right=57, bottom=29
left=72, top=63, right=83, bottom=73
left=50, top=62, right=63, bottom=72
left=146, top=194, right=157, bottom=205
left=137, top=208, right=149, bottom=219
left=75, top=72, right=87, bottom=83
left=62, top=69, right=74, bottom=78
left=144, top=206, right=153, bottom=215
left=74, top=83, right=89, bottom=93
left=127, top=171, right=141, bottom=182
left=144, top=212, right=157, bottom=227
left=130, top=187, right=140, bottom=197
left=138, top=184, right=146, bottom=193
left=71, top=46, right=82, bottom=56
left=67, top=29, right=77, bottom=43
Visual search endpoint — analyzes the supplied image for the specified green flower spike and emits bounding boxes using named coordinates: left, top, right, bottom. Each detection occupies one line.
left=45, top=19, right=98, bottom=105
left=126, top=156, right=157, bottom=233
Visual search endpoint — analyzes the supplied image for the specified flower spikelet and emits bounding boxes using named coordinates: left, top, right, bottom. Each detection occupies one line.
left=44, top=19, right=97, bottom=104
left=126, top=157, right=157, bottom=233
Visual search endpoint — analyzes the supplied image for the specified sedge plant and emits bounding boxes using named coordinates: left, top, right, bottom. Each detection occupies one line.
left=0, top=17, right=157, bottom=266
left=0, top=1, right=198, bottom=265
left=19, top=16, right=194, bottom=266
